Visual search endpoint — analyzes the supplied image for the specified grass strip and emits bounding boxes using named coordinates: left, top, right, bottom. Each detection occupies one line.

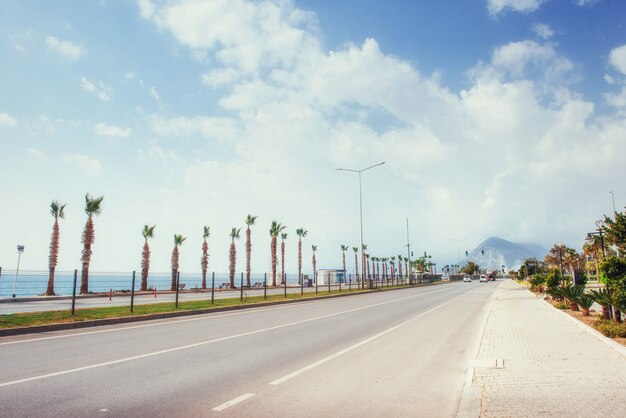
left=0, top=284, right=434, bottom=329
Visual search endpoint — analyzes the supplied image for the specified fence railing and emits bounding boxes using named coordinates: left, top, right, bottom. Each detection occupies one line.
left=0, top=267, right=443, bottom=316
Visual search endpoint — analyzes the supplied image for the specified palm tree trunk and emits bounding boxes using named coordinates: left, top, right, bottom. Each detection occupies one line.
left=271, top=236, right=277, bottom=287
left=80, top=217, right=95, bottom=294
left=246, top=227, right=252, bottom=288
left=201, top=240, right=208, bottom=289
left=171, top=246, right=179, bottom=291
left=354, top=253, right=359, bottom=282
left=141, top=240, right=150, bottom=291
left=47, top=219, right=59, bottom=296
left=342, top=252, right=346, bottom=274
left=281, top=240, right=285, bottom=285
left=312, top=254, right=317, bottom=278
left=298, top=239, right=302, bottom=285
left=229, top=240, right=236, bottom=289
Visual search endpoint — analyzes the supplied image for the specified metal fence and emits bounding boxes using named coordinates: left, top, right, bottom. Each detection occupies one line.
left=0, top=267, right=442, bottom=316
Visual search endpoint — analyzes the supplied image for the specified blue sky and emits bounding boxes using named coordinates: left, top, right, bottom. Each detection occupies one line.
left=1, top=0, right=625, bottom=274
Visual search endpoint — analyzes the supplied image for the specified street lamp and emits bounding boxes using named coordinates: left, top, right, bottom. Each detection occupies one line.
left=336, top=161, right=385, bottom=290
left=13, top=245, right=25, bottom=298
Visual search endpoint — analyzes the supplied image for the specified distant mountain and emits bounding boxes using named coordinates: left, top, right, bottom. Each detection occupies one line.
left=463, top=237, right=548, bottom=271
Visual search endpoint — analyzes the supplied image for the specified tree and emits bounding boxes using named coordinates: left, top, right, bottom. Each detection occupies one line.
left=390, top=256, right=396, bottom=279
left=229, top=228, right=241, bottom=289
left=201, top=226, right=210, bottom=289
left=270, top=221, right=286, bottom=286
left=544, top=268, right=561, bottom=289
left=245, top=214, right=257, bottom=288
left=461, top=261, right=479, bottom=275
left=589, top=288, right=612, bottom=320
left=599, top=256, right=626, bottom=323
left=366, top=254, right=371, bottom=280
left=80, top=193, right=103, bottom=294
left=296, top=228, right=308, bottom=284
left=170, top=234, right=186, bottom=291
left=140, top=224, right=156, bottom=291
left=311, top=245, right=318, bottom=283
left=281, top=232, right=287, bottom=285
left=398, top=254, right=403, bottom=279
left=404, top=257, right=409, bottom=279
left=341, top=245, right=348, bottom=275
left=604, top=209, right=626, bottom=254
left=46, top=200, right=66, bottom=296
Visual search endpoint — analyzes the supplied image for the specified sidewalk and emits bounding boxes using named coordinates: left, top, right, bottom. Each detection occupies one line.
left=465, top=280, right=626, bottom=417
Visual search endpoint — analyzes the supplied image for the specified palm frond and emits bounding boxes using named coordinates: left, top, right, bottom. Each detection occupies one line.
left=203, top=225, right=210, bottom=239
left=142, top=224, right=155, bottom=239
left=246, top=214, right=258, bottom=226
left=84, top=193, right=104, bottom=216
left=174, top=234, right=186, bottom=246
left=230, top=227, right=241, bottom=239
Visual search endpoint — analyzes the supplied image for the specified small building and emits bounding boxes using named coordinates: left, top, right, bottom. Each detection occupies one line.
left=316, top=269, right=346, bottom=285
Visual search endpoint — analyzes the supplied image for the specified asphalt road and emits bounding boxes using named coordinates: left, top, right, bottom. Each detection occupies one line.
left=0, top=281, right=498, bottom=417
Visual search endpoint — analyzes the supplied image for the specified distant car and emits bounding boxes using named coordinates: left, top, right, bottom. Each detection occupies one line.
left=442, top=274, right=450, bottom=280
left=487, top=273, right=495, bottom=281
left=480, top=275, right=487, bottom=283
left=463, top=276, right=472, bottom=283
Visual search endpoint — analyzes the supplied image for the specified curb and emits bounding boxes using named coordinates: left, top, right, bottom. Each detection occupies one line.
left=0, top=282, right=446, bottom=337
left=540, top=297, right=626, bottom=357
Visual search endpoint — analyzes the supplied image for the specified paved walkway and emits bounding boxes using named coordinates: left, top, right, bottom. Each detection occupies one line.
left=465, top=279, right=626, bottom=417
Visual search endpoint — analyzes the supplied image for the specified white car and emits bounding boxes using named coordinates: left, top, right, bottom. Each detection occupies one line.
left=463, top=275, right=472, bottom=283
left=479, top=275, right=487, bottom=283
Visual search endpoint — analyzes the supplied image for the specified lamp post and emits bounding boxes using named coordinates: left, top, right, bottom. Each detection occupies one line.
left=556, top=243, right=565, bottom=287
left=336, top=161, right=385, bottom=290
left=12, top=245, right=25, bottom=298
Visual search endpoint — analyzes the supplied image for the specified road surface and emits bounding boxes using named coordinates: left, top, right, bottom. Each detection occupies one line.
left=0, top=281, right=498, bottom=417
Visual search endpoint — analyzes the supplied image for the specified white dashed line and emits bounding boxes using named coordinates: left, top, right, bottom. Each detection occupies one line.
left=212, top=393, right=255, bottom=411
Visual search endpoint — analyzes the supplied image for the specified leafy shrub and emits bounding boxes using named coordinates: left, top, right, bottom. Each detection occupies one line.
left=545, top=269, right=561, bottom=289
left=554, top=302, right=568, bottom=309
left=578, top=294, right=595, bottom=315
left=595, top=320, right=626, bottom=338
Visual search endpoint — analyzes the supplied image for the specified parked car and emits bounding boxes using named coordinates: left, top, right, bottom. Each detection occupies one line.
left=463, top=275, right=472, bottom=283
left=480, top=275, right=487, bottom=283
left=487, top=273, right=495, bottom=281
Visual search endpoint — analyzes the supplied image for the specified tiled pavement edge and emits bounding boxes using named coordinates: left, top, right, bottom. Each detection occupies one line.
left=458, top=280, right=626, bottom=418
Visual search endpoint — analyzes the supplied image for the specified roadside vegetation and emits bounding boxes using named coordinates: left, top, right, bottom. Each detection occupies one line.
left=516, top=207, right=626, bottom=344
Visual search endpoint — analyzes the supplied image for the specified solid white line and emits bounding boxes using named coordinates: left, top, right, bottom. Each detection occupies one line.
left=0, top=287, right=456, bottom=388
left=212, top=393, right=255, bottom=411
left=269, top=293, right=466, bottom=386
left=0, top=285, right=454, bottom=346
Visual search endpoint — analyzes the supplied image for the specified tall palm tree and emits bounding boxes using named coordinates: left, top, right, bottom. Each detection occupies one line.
left=341, top=245, right=349, bottom=275
left=201, top=226, right=210, bottom=289
left=80, top=193, right=103, bottom=294
left=362, top=244, right=368, bottom=286
left=140, top=224, right=156, bottom=291
left=390, top=256, right=396, bottom=279
left=229, top=227, right=241, bottom=289
left=353, top=247, right=359, bottom=285
left=398, top=254, right=403, bottom=279
left=312, top=245, right=318, bottom=281
left=296, top=228, right=308, bottom=284
left=170, top=234, right=186, bottom=291
left=404, top=257, right=409, bottom=279
left=280, top=232, right=288, bottom=285
left=382, top=257, right=388, bottom=279
left=269, top=221, right=286, bottom=286
left=366, top=254, right=371, bottom=280
left=46, top=200, right=66, bottom=296
left=245, top=214, right=258, bottom=288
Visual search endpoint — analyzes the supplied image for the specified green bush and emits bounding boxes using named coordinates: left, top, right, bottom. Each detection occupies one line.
left=554, top=302, right=568, bottom=309
left=545, top=269, right=561, bottom=288
left=599, top=256, right=626, bottom=313
left=595, top=320, right=626, bottom=338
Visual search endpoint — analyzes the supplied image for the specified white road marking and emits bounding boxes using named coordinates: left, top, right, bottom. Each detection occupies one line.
left=212, top=393, right=255, bottom=411
left=270, top=294, right=466, bottom=386
left=0, top=287, right=456, bottom=388
left=0, top=285, right=453, bottom=346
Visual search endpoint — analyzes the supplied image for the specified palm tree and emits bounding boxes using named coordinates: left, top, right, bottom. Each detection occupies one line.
left=341, top=245, right=349, bottom=275
left=80, top=193, right=103, bottom=294
left=245, top=214, right=258, bottom=288
left=281, top=232, right=288, bottom=285
left=46, top=200, right=66, bottom=296
left=362, top=244, right=368, bottom=286
left=170, top=234, right=186, bottom=291
left=270, top=221, right=286, bottom=286
left=589, top=288, right=612, bottom=320
left=404, top=257, right=409, bottom=279
left=398, top=254, right=403, bottom=279
left=312, top=245, right=318, bottom=281
left=201, top=226, right=210, bottom=289
left=352, top=247, right=359, bottom=286
left=390, top=256, right=396, bottom=279
left=140, top=224, right=156, bottom=291
left=296, top=228, right=308, bottom=284
left=229, top=227, right=241, bottom=289
left=366, top=254, right=371, bottom=280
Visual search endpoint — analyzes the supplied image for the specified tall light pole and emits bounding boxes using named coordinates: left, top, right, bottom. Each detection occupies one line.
left=405, top=218, right=411, bottom=284
left=610, top=190, right=616, bottom=216
left=12, top=245, right=25, bottom=298
left=336, top=161, right=385, bottom=289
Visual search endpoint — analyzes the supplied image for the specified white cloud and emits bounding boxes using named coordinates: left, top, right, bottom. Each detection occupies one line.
left=149, top=115, right=240, bottom=141
left=94, top=122, right=131, bottom=138
left=574, top=0, right=596, bottom=6
left=201, top=68, right=241, bottom=88
left=45, top=36, right=83, bottom=59
left=609, top=44, right=626, bottom=75
left=63, top=154, right=102, bottom=177
left=532, top=23, right=554, bottom=40
left=488, top=0, right=544, bottom=15
left=0, top=113, right=17, bottom=127
left=14, top=43, right=25, bottom=52
left=80, top=77, right=111, bottom=102
left=150, top=86, right=163, bottom=108
left=26, top=148, right=47, bottom=162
